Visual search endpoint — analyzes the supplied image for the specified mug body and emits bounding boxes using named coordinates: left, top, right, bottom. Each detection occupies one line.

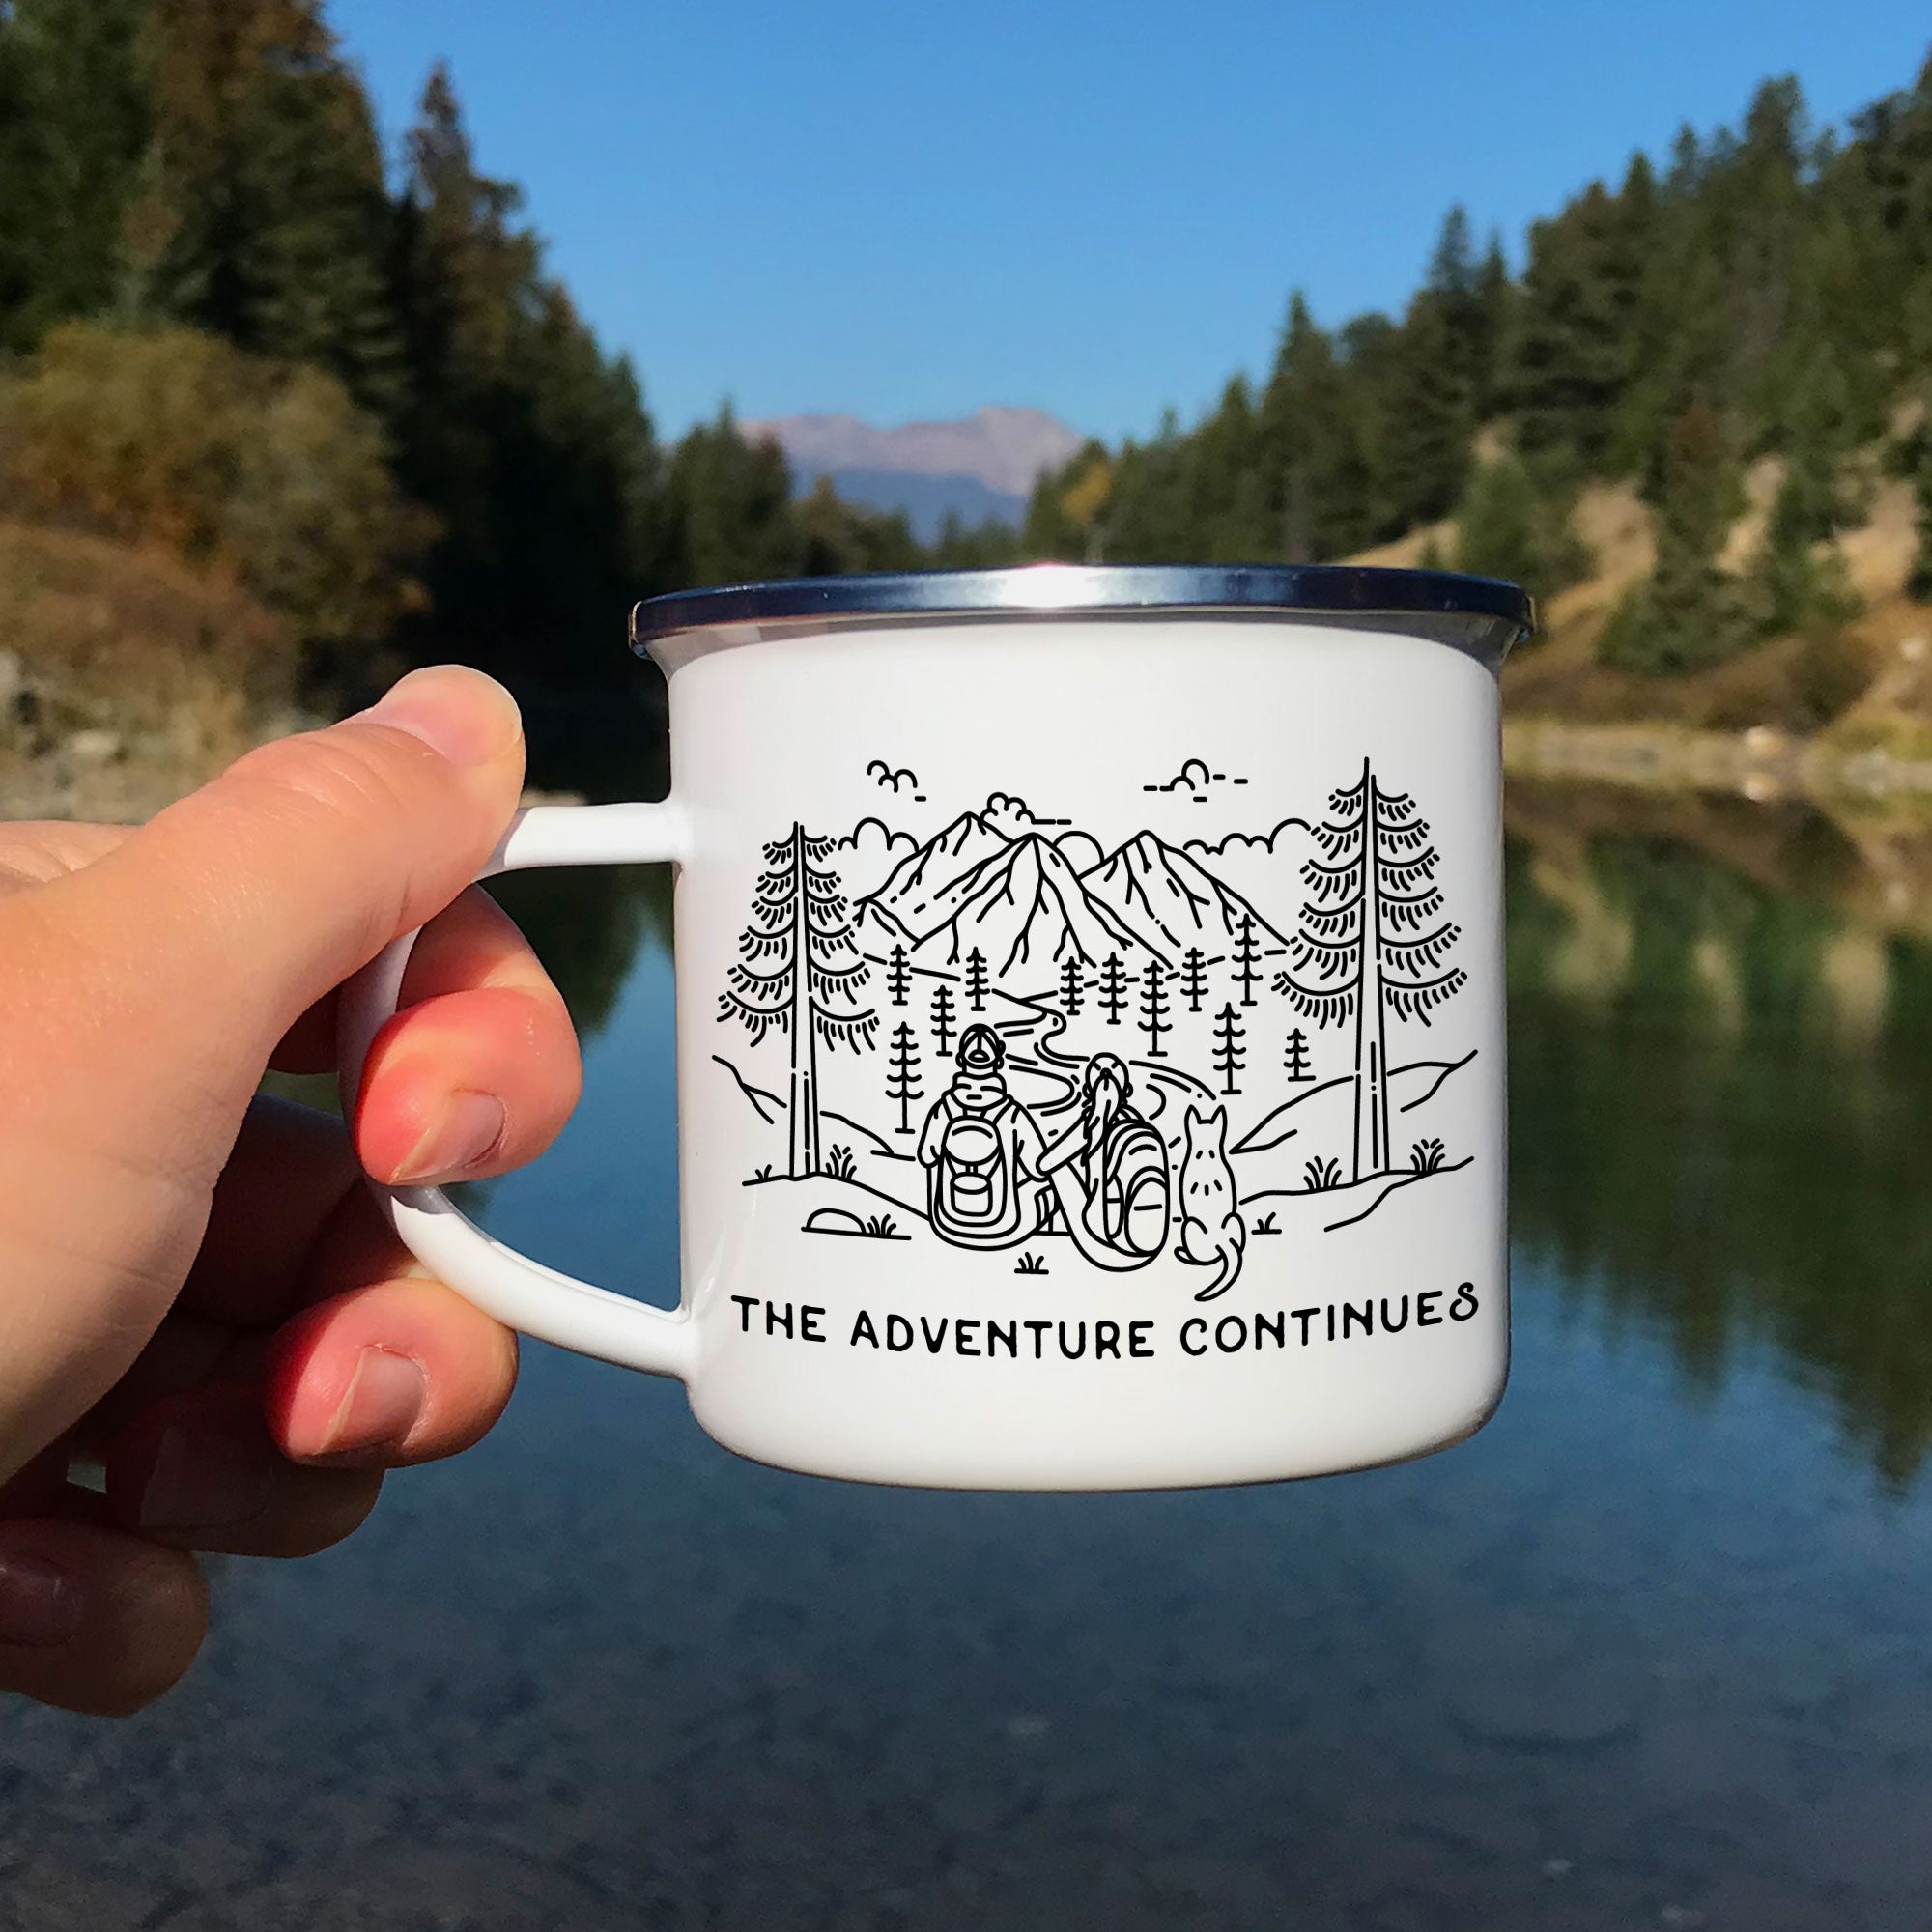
left=642, top=568, right=1520, bottom=1489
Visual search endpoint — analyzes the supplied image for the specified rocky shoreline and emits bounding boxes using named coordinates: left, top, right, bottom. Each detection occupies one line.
left=1504, top=717, right=1932, bottom=807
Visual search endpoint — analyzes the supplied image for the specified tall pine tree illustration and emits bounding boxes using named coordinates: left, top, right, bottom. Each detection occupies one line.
left=1276, top=762, right=1464, bottom=1180
left=721, top=824, right=877, bottom=1179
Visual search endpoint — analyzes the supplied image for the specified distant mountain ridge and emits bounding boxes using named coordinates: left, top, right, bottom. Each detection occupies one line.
left=742, top=407, right=1084, bottom=539
left=855, top=811, right=1288, bottom=982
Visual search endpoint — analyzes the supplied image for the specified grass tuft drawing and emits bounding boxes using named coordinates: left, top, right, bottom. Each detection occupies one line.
left=1409, top=1136, right=1448, bottom=1175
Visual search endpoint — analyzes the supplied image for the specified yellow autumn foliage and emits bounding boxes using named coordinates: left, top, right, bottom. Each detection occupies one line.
left=0, top=322, right=434, bottom=643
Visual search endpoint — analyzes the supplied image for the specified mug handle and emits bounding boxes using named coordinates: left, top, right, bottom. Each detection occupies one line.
left=336, top=802, right=696, bottom=1379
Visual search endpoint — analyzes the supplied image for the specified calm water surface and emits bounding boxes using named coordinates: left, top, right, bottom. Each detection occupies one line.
left=7, top=784, right=1932, bottom=1930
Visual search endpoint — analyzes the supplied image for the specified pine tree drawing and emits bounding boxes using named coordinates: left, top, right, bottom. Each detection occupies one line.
left=1059, top=954, right=1084, bottom=1016
left=886, top=1022, right=923, bottom=1134
left=1098, top=952, right=1128, bottom=1026
left=931, top=982, right=957, bottom=1059
left=965, top=947, right=989, bottom=1013
left=1233, top=915, right=1263, bottom=1008
left=1284, top=1027, right=1313, bottom=1082
left=1212, top=1003, right=1245, bottom=1096
left=887, top=944, right=911, bottom=1009
left=721, top=823, right=877, bottom=1179
left=1276, top=761, right=1464, bottom=1180
left=1181, top=946, right=1208, bottom=1014
left=1138, top=956, right=1171, bottom=1058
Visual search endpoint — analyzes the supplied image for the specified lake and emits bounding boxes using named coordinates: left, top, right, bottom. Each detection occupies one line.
left=6, top=781, right=1932, bottom=1930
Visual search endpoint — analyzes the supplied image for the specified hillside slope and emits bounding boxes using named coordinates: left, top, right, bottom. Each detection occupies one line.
left=1350, top=470, right=1932, bottom=784
left=0, top=521, right=309, bottom=818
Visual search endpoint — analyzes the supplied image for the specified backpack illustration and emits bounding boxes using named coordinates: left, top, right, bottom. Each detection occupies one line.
left=933, top=1101, right=1010, bottom=1234
left=1097, top=1117, right=1170, bottom=1257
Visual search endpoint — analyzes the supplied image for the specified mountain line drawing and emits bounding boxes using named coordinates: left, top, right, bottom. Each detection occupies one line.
left=1084, top=831, right=1291, bottom=961
left=854, top=807, right=1293, bottom=980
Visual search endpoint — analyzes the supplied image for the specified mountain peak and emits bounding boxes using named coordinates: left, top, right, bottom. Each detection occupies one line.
left=863, top=810, right=1011, bottom=942
left=740, top=407, right=1084, bottom=501
left=1086, top=830, right=1289, bottom=960
left=915, top=830, right=1151, bottom=978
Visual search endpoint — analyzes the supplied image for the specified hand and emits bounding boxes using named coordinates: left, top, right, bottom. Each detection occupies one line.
left=0, top=668, right=582, bottom=1715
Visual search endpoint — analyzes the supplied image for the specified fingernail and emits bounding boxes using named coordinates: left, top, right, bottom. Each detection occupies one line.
left=358, top=665, right=522, bottom=768
left=0, top=1550, right=83, bottom=1648
left=137, top=1427, right=277, bottom=1534
left=392, top=1090, right=506, bottom=1184
left=318, top=1349, right=427, bottom=1461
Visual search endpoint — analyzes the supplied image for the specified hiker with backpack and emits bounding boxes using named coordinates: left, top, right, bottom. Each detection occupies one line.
left=917, top=1023, right=1051, bottom=1249
left=1037, top=1053, right=1172, bottom=1262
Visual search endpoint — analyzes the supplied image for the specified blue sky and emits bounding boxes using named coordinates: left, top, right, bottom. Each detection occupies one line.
left=328, top=0, right=1931, bottom=445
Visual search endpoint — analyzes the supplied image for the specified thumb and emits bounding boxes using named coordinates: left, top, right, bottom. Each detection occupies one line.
left=50, top=665, right=526, bottom=1070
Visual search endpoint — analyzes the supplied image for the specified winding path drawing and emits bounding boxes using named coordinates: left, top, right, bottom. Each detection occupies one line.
left=716, top=758, right=1479, bottom=1301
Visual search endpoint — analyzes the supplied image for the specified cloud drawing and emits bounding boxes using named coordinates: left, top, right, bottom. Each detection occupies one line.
left=1185, top=816, right=1313, bottom=861
left=867, top=759, right=919, bottom=794
left=1143, top=757, right=1249, bottom=801
left=836, top=816, right=919, bottom=897
left=984, top=791, right=1070, bottom=838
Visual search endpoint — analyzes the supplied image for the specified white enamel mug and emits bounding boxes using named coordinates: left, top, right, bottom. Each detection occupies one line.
left=341, top=564, right=1532, bottom=1491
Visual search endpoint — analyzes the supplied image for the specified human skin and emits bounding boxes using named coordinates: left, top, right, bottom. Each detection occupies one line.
left=0, top=667, right=581, bottom=1716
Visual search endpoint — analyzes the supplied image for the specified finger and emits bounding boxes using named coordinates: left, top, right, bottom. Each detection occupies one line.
left=179, top=1094, right=360, bottom=1327
left=81, top=1180, right=516, bottom=1468
left=269, top=989, right=344, bottom=1076
left=355, top=886, right=581, bottom=1185
left=0, top=1519, right=207, bottom=1717
left=0, top=822, right=129, bottom=890
left=38, top=666, right=527, bottom=1094
left=103, top=1393, right=381, bottom=1559
left=269, top=1277, right=519, bottom=1467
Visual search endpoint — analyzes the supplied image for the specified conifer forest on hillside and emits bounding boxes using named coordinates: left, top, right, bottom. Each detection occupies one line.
left=3, top=3, right=1932, bottom=803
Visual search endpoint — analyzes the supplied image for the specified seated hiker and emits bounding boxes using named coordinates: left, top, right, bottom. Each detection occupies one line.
left=917, top=1023, right=1048, bottom=1248
left=1038, top=1053, right=1171, bottom=1257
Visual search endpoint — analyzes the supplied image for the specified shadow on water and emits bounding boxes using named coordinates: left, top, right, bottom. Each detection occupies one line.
left=14, top=776, right=1932, bottom=1930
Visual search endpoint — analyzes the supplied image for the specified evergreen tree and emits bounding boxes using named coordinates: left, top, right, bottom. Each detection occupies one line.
left=1059, top=954, right=1084, bottom=1016
left=964, top=947, right=989, bottom=1013
left=1138, top=957, right=1171, bottom=1058
left=886, top=1023, right=923, bottom=1136
left=0, top=0, right=152, bottom=352
left=1513, top=171, right=1653, bottom=469
left=1233, top=916, right=1262, bottom=1008
left=931, top=982, right=956, bottom=1059
left=887, top=944, right=911, bottom=1009
left=1913, top=387, right=1932, bottom=601
left=1278, top=764, right=1465, bottom=1179
left=133, top=0, right=402, bottom=412
left=659, top=405, right=798, bottom=589
left=1098, top=953, right=1128, bottom=1026
left=392, top=63, right=661, bottom=679
left=1285, top=1028, right=1313, bottom=1082
left=1180, top=947, right=1208, bottom=1014
left=721, top=825, right=877, bottom=1179
left=1257, top=293, right=1355, bottom=559
left=1379, top=210, right=1492, bottom=526
left=1750, top=349, right=1860, bottom=635
left=1212, top=1005, right=1246, bottom=1097
left=1599, top=401, right=1752, bottom=674
left=1453, top=447, right=1577, bottom=604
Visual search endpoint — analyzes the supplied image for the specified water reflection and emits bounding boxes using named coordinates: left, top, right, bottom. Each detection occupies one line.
left=1506, top=781, right=1932, bottom=1489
